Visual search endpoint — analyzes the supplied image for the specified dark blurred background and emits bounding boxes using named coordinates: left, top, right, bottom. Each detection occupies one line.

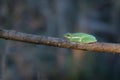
left=0, top=0, right=120, bottom=80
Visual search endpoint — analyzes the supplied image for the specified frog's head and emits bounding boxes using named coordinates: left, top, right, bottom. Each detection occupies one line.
left=64, top=33, right=72, bottom=39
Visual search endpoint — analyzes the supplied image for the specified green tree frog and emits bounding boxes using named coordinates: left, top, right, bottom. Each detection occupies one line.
left=64, top=33, right=97, bottom=43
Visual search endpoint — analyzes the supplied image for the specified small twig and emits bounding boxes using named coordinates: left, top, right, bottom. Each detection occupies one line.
left=0, top=28, right=120, bottom=53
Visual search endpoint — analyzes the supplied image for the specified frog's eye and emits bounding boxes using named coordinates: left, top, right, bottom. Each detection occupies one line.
left=64, top=33, right=71, bottom=38
left=66, top=34, right=71, bottom=37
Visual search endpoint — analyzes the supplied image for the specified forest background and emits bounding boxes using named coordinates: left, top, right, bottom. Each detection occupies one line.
left=0, top=0, right=120, bottom=80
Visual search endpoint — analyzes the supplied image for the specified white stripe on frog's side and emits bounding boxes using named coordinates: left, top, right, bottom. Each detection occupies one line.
left=72, top=37, right=82, bottom=42
left=71, top=37, right=80, bottom=38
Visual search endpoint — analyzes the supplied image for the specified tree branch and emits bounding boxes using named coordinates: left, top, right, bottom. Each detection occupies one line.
left=0, top=28, right=120, bottom=53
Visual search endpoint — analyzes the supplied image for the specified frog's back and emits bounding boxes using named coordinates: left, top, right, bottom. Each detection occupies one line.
left=71, top=33, right=90, bottom=37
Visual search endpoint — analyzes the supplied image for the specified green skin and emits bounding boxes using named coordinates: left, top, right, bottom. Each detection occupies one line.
left=64, top=33, right=97, bottom=43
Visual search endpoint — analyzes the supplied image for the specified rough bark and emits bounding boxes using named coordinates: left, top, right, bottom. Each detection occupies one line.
left=0, top=28, right=120, bottom=53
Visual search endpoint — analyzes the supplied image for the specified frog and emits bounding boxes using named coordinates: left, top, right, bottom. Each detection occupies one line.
left=64, top=33, right=97, bottom=44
